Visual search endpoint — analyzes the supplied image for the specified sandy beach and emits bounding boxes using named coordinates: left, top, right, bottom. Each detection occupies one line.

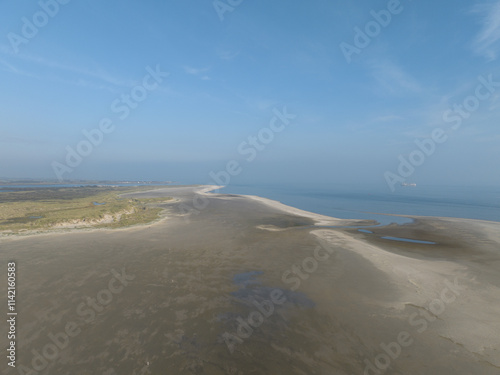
left=1, top=185, right=499, bottom=375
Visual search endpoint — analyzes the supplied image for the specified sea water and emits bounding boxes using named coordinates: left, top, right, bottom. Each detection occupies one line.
left=220, top=184, right=500, bottom=225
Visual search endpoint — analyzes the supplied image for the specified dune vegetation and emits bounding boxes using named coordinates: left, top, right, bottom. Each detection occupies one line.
left=0, top=186, right=172, bottom=234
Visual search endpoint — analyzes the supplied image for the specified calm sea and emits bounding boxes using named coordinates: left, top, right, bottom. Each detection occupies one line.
left=220, top=184, right=500, bottom=225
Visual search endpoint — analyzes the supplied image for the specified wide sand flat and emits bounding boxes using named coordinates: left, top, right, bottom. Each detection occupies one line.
left=1, top=186, right=499, bottom=374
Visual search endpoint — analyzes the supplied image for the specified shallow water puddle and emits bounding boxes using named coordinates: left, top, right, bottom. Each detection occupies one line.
left=358, top=229, right=373, bottom=234
left=381, top=236, right=436, bottom=245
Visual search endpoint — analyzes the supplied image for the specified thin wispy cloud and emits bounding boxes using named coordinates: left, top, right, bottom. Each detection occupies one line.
left=0, top=56, right=48, bottom=81
left=368, top=60, right=421, bottom=95
left=0, top=44, right=135, bottom=90
left=182, top=65, right=211, bottom=81
left=471, top=0, right=500, bottom=61
left=373, top=115, right=404, bottom=123
left=183, top=65, right=210, bottom=75
left=217, top=49, right=240, bottom=61
left=0, top=57, right=18, bottom=73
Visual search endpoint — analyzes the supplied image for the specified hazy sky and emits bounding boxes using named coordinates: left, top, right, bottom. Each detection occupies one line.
left=1, top=0, right=499, bottom=188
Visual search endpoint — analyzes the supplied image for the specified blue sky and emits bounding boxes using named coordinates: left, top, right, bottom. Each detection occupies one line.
left=1, top=0, right=499, bottom=188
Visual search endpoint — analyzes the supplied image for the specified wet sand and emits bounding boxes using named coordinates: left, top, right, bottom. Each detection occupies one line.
left=0, top=185, right=499, bottom=374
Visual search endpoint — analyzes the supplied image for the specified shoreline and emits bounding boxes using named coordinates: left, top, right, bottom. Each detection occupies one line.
left=213, top=185, right=500, bottom=225
left=204, top=186, right=375, bottom=227
left=204, top=185, right=500, bottom=228
left=1, top=184, right=498, bottom=241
